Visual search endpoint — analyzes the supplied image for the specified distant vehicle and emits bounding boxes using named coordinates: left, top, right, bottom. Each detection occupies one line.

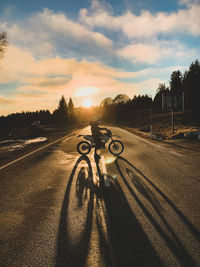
left=77, top=130, right=124, bottom=156
left=31, top=121, right=40, bottom=126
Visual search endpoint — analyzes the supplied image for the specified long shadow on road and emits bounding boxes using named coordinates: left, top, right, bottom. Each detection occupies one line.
left=55, top=155, right=94, bottom=267
left=115, top=156, right=200, bottom=267
left=56, top=154, right=162, bottom=267
left=100, top=177, right=162, bottom=267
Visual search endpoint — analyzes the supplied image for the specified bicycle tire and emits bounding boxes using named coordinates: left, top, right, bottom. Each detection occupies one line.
left=109, top=140, right=124, bottom=155
left=77, top=141, right=91, bottom=155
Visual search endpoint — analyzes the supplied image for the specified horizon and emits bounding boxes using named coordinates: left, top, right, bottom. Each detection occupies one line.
left=0, top=0, right=200, bottom=115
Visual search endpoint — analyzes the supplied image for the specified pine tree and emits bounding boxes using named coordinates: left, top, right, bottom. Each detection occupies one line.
left=170, top=70, right=183, bottom=98
left=53, top=96, right=69, bottom=126
left=183, top=60, right=200, bottom=109
left=68, top=97, right=74, bottom=113
left=153, top=83, right=169, bottom=112
left=68, top=97, right=77, bottom=123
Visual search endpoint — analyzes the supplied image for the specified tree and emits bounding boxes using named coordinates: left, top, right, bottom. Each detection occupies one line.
left=153, top=83, right=169, bottom=112
left=68, top=97, right=78, bottom=123
left=53, top=95, right=69, bottom=126
left=100, top=97, right=116, bottom=122
left=100, top=97, right=113, bottom=106
left=113, top=94, right=130, bottom=104
left=156, top=83, right=169, bottom=94
left=169, top=70, right=182, bottom=97
left=132, top=95, right=152, bottom=109
left=0, top=32, right=8, bottom=59
left=183, top=60, right=200, bottom=109
left=68, top=97, right=74, bottom=113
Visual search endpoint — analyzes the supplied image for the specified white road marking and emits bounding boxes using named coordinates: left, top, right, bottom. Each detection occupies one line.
left=0, top=135, right=71, bottom=171
left=100, top=155, right=110, bottom=187
left=76, top=156, right=99, bottom=185
left=75, top=154, right=110, bottom=187
left=90, top=155, right=99, bottom=185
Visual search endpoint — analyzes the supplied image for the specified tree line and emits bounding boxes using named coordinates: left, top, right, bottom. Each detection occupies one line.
left=100, top=94, right=152, bottom=123
left=0, top=97, right=76, bottom=130
left=101, top=59, right=200, bottom=123
left=154, top=59, right=200, bottom=111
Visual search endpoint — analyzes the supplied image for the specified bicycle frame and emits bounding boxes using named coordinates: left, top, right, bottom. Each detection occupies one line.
left=77, top=133, right=124, bottom=156
left=77, top=134, right=120, bottom=147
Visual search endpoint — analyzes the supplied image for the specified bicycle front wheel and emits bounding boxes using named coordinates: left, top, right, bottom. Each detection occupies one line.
left=109, top=140, right=124, bottom=155
left=77, top=141, right=91, bottom=155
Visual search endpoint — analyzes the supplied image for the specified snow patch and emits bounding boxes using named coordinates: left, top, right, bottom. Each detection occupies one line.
left=0, top=137, right=48, bottom=152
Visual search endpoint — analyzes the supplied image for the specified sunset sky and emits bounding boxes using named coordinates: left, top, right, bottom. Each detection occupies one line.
left=0, top=0, right=200, bottom=115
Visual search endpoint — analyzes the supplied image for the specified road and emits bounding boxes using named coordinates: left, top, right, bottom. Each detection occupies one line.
left=0, top=126, right=200, bottom=267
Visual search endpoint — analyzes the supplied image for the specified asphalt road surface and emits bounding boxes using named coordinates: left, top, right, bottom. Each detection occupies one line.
left=0, top=126, right=200, bottom=267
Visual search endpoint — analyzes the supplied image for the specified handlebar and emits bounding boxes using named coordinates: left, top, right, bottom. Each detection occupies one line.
left=77, top=131, right=119, bottom=139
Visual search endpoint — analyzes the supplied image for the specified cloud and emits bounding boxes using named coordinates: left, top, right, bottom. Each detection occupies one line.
left=79, top=0, right=200, bottom=38
left=0, top=94, right=18, bottom=105
left=117, top=40, right=199, bottom=64
left=0, top=44, right=168, bottom=114
left=0, top=45, right=136, bottom=84
left=0, top=1, right=199, bottom=115
left=0, top=45, right=139, bottom=113
left=0, top=93, right=57, bottom=115
left=0, top=8, right=113, bottom=60
left=28, top=77, right=70, bottom=88
left=1, top=3, right=199, bottom=67
left=179, top=0, right=200, bottom=7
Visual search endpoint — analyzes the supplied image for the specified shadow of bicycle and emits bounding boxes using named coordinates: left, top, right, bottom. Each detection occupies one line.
left=115, top=156, right=200, bottom=267
left=55, top=154, right=163, bottom=267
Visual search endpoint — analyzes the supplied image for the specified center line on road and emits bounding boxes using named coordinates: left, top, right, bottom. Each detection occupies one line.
left=0, top=135, right=71, bottom=171
left=100, top=155, right=110, bottom=187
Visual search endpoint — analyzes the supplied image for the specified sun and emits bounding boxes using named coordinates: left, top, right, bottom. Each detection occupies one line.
left=74, top=86, right=99, bottom=97
left=83, top=98, right=93, bottom=108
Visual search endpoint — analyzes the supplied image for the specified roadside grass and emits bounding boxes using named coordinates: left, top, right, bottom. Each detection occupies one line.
left=124, top=110, right=200, bottom=139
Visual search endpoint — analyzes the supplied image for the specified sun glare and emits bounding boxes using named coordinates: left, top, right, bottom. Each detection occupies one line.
left=83, top=98, right=93, bottom=108
left=74, top=86, right=99, bottom=97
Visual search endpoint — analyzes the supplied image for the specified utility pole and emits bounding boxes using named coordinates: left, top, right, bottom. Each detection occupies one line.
left=182, top=91, right=185, bottom=111
left=171, top=93, right=174, bottom=134
left=150, top=95, right=153, bottom=138
left=162, top=93, right=164, bottom=112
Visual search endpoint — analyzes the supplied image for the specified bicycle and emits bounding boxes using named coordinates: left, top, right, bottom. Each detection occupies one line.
left=77, top=130, right=124, bottom=156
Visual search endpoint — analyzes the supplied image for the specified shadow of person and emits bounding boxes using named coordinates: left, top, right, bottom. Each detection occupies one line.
left=95, top=174, right=163, bottom=267
left=56, top=152, right=162, bottom=266
left=55, top=155, right=94, bottom=267
left=56, top=153, right=199, bottom=267
left=86, top=153, right=162, bottom=266
left=115, top=156, right=199, bottom=267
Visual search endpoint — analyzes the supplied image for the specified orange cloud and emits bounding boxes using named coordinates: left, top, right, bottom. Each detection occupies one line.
left=0, top=95, right=18, bottom=105
left=0, top=45, right=166, bottom=114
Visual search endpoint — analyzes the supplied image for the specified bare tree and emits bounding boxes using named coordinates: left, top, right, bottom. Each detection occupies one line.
left=0, top=32, right=8, bottom=59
